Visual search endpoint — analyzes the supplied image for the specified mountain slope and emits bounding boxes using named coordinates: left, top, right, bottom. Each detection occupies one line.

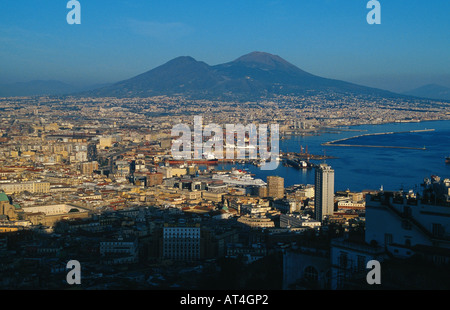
left=403, top=84, right=450, bottom=101
left=88, top=56, right=224, bottom=98
left=84, top=52, right=400, bottom=100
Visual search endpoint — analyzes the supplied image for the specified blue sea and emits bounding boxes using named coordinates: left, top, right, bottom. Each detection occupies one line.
left=213, top=120, right=450, bottom=192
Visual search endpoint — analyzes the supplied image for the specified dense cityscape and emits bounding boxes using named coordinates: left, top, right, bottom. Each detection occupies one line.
left=1, top=1, right=450, bottom=301
left=0, top=94, right=449, bottom=290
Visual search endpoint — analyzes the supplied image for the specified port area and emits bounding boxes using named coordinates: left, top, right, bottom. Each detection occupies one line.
left=321, top=129, right=435, bottom=150
left=165, top=150, right=337, bottom=169
left=281, top=151, right=337, bottom=169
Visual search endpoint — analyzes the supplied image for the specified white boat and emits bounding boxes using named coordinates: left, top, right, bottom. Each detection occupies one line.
left=212, top=171, right=266, bottom=186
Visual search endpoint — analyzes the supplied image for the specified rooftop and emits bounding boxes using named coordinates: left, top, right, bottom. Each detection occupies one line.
left=0, top=192, right=9, bottom=202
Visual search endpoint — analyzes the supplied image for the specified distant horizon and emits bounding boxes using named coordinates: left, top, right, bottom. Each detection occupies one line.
left=1, top=52, right=449, bottom=97
left=1, top=50, right=449, bottom=95
left=0, top=1, right=449, bottom=93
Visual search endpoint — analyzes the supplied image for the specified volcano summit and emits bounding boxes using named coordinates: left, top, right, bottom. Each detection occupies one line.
left=85, top=52, right=398, bottom=100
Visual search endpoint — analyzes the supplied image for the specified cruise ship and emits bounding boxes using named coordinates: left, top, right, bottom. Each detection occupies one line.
left=212, top=170, right=266, bottom=186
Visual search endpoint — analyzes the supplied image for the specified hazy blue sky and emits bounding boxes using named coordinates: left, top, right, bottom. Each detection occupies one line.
left=0, top=0, right=449, bottom=92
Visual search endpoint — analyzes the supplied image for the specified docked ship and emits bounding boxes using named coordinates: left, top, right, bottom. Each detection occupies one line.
left=167, top=152, right=219, bottom=165
left=284, top=158, right=314, bottom=169
left=166, top=159, right=219, bottom=165
left=212, top=170, right=266, bottom=186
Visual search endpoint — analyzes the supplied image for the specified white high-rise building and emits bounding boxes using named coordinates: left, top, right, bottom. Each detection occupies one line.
left=314, top=164, right=335, bottom=222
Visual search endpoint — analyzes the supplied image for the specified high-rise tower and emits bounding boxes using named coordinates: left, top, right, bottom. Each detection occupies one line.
left=267, top=176, right=285, bottom=199
left=314, top=163, right=335, bottom=222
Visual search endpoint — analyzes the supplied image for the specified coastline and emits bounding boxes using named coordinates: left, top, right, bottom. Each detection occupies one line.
left=223, top=119, right=450, bottom=192
left=321, top=129, right=435, bottom=150
left=280, top=117, right=450, bottom=139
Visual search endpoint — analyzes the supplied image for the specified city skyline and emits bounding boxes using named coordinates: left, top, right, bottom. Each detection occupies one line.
left=0, top=0, right=449, bottom=92
left=0, top=0, right=449, bottom=295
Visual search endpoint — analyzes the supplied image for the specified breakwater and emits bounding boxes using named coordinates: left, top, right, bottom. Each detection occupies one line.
left=321, top=129, right=435, bottom=150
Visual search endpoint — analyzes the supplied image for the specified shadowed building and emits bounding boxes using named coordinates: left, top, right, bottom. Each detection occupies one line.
left=162, top=222, right=201, bottom=261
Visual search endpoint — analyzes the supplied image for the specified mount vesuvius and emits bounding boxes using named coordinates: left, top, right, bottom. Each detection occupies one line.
left=84, top=52, right=399, bottom=100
